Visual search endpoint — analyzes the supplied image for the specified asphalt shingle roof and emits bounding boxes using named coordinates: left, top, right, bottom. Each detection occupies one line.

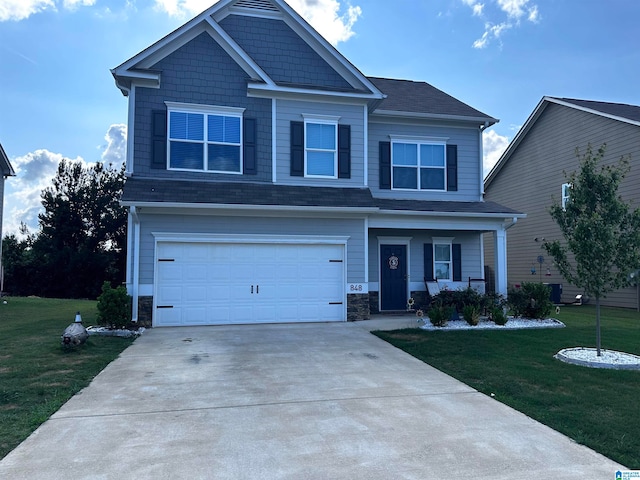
left=368, top=77, right=496, bottom=120
left=121, top=177, right=521, bottom=216
left=555, top=98, right=640, bottom=123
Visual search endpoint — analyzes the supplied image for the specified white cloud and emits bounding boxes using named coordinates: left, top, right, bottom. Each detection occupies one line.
left=0, top=0, right=97, bottom=21
left=3, top=124, right=126, bottom=236
left=153, top=0, right=362, bottom=46
left=101, top=124, right=127, bottom=168
left=483, top=129, right=510, bottom=178
left=0, top=0, right=54, bottom=21
left=463, top=0, right=540, bottom=49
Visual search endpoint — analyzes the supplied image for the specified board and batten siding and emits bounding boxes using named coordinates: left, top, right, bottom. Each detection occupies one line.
left=484, top=102, right=640, bottom=309
left=368, top=120, right=482, bottom=201
left=133, top=32, right=272, bottom=182
left=275, top=99, right=365, bottom=186
left=136, top=213, right=366, bottom=285
left=368, top=229, right=484, bottom=286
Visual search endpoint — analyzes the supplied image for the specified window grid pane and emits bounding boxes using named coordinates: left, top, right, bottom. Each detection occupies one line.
left=434, top=244, right=451, bottom=261
left=420, top=168, right=445, bottom=190
left=170, top=141, right=204, bottom=170
left=170, top=112, right=204, bottom=141
left=393, top=167, right=417, bottom=189
left=208, top=144, right=241, bottom=172
left=307, top=151, right=335, bottom=176
left=393, top=143, right=418, bottom=166
left=435, top=262, right=451, bottom=280
left=307, top=123, right=336, bottom=150
left=420, top=144, right=445, bottom=166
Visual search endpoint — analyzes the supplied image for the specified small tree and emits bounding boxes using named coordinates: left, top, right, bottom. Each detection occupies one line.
left=544, top=144, right=640, bottom=355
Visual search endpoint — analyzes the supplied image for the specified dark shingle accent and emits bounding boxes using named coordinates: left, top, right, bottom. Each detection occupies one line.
left=121, top=178, right=522, bottom=215
left=368, top=77, right=496, bottom=121
left=555, top=98, right=640, bottom=123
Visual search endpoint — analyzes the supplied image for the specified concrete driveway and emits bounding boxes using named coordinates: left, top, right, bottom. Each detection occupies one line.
left=0, top=318, right=623, bottom=479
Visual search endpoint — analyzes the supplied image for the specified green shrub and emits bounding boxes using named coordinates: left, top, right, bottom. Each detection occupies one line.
left=491, top=307, right=508, bottom=325
left=428, top=304, right=453, bottom=327
left=462, top=305, right=481, bottom=326
left=507, top=282, right=552, bottom=319
left=430, top=287, right=487, bottom=313
left=97, top=282, right=133, bottom=329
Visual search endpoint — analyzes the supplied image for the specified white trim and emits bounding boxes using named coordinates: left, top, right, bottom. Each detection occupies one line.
left=125, top=86, right=135, bottom=175
left=364, top=216, right=369, bottom=285
left=377, top=236, right=412, bottom=311
left=478, top=127, right=484, bottom=195
left=302, top=113, right=341, bottom=122
left=247, top=83, right=381, bottom=100
left=130, top=207, right=141, bottom=323
left=562, top=182, right=571, bottom=210
left=363, top=104, right=368, bottom=186
left=164, top=102, right=245, bottom=115
left=125, top=211, right=133, bottom=289
left=372, top=110, right=497, bottom=125
left=139, top=284, right=153, bottom=296
left=151, top=232, right=350, bottom=245
left=304, top=117, right=338, bottom=179
left=389, top=134, right=449, bottom=143
left=272, top=98, right=277, bottom=183
left=121, top=201, right=379, bottom=214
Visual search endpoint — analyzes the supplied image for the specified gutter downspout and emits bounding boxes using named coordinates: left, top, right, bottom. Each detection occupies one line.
left=130, top=206, right=141, bottom=323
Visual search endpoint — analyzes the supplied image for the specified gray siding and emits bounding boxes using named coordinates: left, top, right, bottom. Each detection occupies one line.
left=219, top=15, right=352, bottom=90
left=137, top=213, right=366, bottom=283
left=133, top=32, right=272, bottom=182
left=368, top=229, right=484, bottom=284
left=368, top=119, right=482, bottom=201
left=276, top=99, right=365, bottom=186
left=484, top=103, right=640, bottom=308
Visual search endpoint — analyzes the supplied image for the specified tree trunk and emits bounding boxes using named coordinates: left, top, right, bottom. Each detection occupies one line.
left=596, top=295, right=601, bottom=356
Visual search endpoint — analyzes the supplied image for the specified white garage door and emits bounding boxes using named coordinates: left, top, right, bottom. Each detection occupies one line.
left=154, top=242, right=345, bottom=326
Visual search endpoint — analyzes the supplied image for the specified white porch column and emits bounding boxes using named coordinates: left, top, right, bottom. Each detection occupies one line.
left=494, top=228, right=508, bottom=296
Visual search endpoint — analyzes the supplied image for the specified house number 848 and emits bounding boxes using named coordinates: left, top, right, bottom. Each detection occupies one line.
left=350, top=284, right=363, bottom=292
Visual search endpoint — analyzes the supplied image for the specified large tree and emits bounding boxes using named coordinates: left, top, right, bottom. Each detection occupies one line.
left=544, top=144, right=640, bottom=355
left=2, top=160, right=127, bottom=299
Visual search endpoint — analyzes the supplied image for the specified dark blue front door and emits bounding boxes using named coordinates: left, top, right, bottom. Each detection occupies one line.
left=380, top=244, right=407, bottom=311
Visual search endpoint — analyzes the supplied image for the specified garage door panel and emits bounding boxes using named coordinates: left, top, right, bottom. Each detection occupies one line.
left=155, top=242, right=345, bottom=326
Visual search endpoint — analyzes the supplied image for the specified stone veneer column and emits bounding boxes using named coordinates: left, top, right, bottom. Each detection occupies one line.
left=347, top=293, right=370, bottom=321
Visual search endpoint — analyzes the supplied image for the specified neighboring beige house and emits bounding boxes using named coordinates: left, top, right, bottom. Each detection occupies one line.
left=0, top=143, right=16, bottom=292
left=484, top=97, right=640, bottom=309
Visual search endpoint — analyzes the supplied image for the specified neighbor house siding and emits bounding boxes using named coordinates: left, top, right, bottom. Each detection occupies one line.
left=275, top=99, right=365, bottom=185
left=484, top=103, right=640, bottom=308
left=133, top=32, right=272, bottom=182
left=136, top=213, right=366, bottom=284
left=368, top=119, right=482, bottom=201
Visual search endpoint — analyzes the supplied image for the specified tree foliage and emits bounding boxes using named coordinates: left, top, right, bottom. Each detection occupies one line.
left=2, top=160, right=127, bottom=299
left=543, top=143, right=640, bottom=354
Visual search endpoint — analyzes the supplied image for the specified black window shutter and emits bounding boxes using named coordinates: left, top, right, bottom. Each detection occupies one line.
left=379, top=141, right=391, bottom=189
left=337, top=124, right=351, bottom=178
left=290, top=121, right=304, bottom=177
left=151, top=110, right=167, bottom=169
left=452, top=243, right=462, bottom=281
left=243, top=117, right=257, bottom=175
left=424, top=243, right=434, bottom=281
left=447, top=144, right=458, bottom=191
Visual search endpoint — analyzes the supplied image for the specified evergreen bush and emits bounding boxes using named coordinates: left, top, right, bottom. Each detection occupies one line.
left=97, top=281, right=133, bottom=329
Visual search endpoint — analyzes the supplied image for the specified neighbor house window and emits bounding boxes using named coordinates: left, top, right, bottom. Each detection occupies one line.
left=433, top=242, right=452, bottom=280
left=166, top=102, right=244, bottom=173
left=562, top=183, right=571, bottom=209
left=304, top=115, right=338, bottom=178
left=391, top=139, right=446, bottom=190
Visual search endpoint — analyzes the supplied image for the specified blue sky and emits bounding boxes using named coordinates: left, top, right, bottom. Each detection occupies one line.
left=1, top=0, right=639, bottom=235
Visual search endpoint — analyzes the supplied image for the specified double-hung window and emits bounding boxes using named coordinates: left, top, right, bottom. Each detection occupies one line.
left=391, top=137, right=447, bottom=190
left=434, top=243, right=452, bottom=280
left=166, top=102, right=244, bottom=174
left=304, top=115, right=338, bottom=178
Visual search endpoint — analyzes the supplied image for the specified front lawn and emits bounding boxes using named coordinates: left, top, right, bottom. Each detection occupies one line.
left=374, top=304, right=640, bottom=468
left=0, top=297, right=135, bottom=460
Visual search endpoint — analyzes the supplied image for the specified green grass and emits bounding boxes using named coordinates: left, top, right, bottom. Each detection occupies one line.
left=374, top=305, right=640, bottom=469
left=0, top=297, right=135, bottom=460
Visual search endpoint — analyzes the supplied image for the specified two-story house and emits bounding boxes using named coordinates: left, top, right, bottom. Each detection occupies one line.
left=112, top=0, right=523, bottom=327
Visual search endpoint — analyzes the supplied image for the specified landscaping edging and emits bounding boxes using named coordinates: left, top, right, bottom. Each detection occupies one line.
left=554, top=347, right=640, bottom=370
left=86, top=326, right=145, bottom=338
left=419, top=317, right=565, bottom=331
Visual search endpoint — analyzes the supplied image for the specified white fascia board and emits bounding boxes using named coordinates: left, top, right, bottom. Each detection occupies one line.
left=119, top=200, right=379, bottom=215
left=247, top=83, right=381, bottom=102
left=369, top=214, right=518, bottom=231
left=152, top=232, right=350, bottom=245
left=372, top=110, right=498, bottom=126
left=376, top=209, right=526, bottom=220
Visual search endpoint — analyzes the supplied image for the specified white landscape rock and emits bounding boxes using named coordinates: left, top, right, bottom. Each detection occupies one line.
left=419, top=316, right=565, bottom=331
left=555, top=347, right=640, bottom=370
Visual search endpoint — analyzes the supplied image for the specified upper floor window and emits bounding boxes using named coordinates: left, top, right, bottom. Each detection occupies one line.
left=391, top=138, right=447, bottom=190
left=304, top=115, right=339, bottom=178
left=166, top=102, right=244, bottom=174
left=562, top=183, right=571, bottom=209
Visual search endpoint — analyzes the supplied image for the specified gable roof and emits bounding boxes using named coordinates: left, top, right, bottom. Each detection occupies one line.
left=111, top=0, right=383, bottom=101
left=0, top=143, right=16, bottom=177
left=368, top=77, right=497, bottom=125
left=484, top=96, right=640, bottom=188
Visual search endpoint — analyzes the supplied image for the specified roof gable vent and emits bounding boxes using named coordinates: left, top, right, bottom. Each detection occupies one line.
left=234, top=0, right=279, bottom=12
